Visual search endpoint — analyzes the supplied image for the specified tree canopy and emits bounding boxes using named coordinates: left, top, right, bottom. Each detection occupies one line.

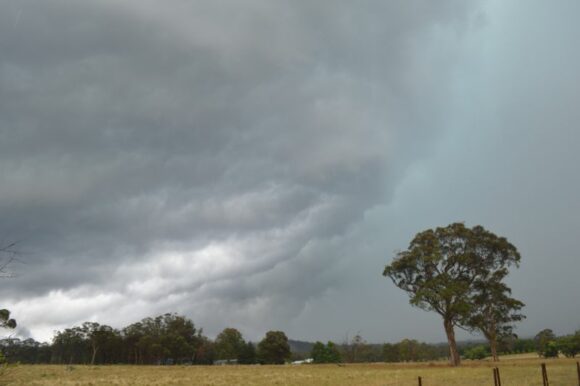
left=467, top=276, right=525, bottom=360
left=383, top=223, right=522, bottom=366
left=311, top=341, right=341, bottom=363
left=257, top=331, right=290, bottom=364
left=214, top=328, right=245, bottom=360
left=535, top=328, right=557, bottom=358
left=0, top=309, right=16, bottom=330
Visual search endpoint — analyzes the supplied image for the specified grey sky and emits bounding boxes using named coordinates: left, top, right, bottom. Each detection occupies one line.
left=1, top=0, right=579, bottom=343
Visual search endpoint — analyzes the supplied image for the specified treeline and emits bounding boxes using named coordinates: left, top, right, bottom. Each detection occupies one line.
left=1, top=313, right=578, bottom=365
left=462, top=329, right=580, bottom=360
left=0, top=328, right=446, bottom=365
left=533, top=329, right=580, bottom=358
left=304, top=336, right=448, bottom=364
left=0, top=314, right=289, bottom=365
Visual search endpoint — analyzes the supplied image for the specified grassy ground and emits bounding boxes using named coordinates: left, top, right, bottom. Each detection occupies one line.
left=3, top=357, right=578, bottom=385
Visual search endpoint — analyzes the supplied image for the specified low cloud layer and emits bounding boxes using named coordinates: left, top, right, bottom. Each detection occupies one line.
left=1, top=0, right=579, bottom=343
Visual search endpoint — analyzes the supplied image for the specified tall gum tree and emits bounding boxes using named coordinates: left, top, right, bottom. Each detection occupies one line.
left=383, top=223, right=521, bottom=366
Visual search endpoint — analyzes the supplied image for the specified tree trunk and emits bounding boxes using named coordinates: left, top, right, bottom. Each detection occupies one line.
left=91, top=346, right=98, bottom=365
left=490, top=338, right=499, bottom=362
left=444, top=319, right=461, bottom=366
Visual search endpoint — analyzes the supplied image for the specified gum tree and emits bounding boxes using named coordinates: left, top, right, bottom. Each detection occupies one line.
left=383, top=223, right=520, bottom=366
left=257, top=331, right=290, bottom=364
left=214, top=328, right=245, bottom=360
left=467, top=273, right=525, bottom=361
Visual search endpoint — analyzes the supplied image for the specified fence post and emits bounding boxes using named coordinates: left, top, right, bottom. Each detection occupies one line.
left=541, top=363, right=549, bottom=386
left=576, top=361, right=579, bottom=386
left=495, top=367, right=502, bottom=386
left=493, top=368, right=498, bottom=386
left=418, top=376, right=422, bottom=386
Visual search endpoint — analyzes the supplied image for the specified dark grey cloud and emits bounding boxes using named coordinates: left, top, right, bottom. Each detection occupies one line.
left=2, top=0, right=577, bottom=343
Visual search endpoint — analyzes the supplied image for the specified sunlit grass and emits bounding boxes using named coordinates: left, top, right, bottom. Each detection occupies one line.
left=4, top=357, right=578, bottom=385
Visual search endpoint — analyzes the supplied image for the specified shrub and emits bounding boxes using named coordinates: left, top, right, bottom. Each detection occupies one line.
left=557, top=333, right=580, bottom=358
left=464, top=345, right=489, bottom=360
left=543, top=342, right=559, bottom=358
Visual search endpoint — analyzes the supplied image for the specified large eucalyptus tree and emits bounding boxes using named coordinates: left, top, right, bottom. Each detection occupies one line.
left=383, top=223, right=522, bottom=366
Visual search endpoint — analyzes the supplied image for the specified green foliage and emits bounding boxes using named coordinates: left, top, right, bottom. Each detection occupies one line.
left=0, top=338, right=51, bottom=364
left=0, top=351, right=7, bottom=378
left=338, top=335, right=385, bottom=363
left=384, top=223, right=520, bottom=320
left=126, top=313, right=203, bottom=364
left=257, top=331, right=291, bottom=364
left=0, top=310, right=16, bottom=330
left=311, top=342, right=325, bottom=362
left=214, top=328, right=245, bottom=360
left=382, top=339, right=447, bottom=363
left=383, top=223, right=521, bottom=366
left=382, top=343, right=399, bottom=362
left=510, top=338, right=536, bottom=354
left=535, top=329, right=557, bottom=357
left=397, top=339, right=420, bottom=362
left=543, top=341, right=559, bottom=358
left=51, top=313, right=205, bottom=365
left=311, top=341, right=341, bottom=363
left=341, top=334, right=366, bottom=363
left=557, top=331, right=580, bottom=358
left=193, top=336, right=215, bottom=365
left=237, top=342, right=257, bottom=364
left=464, top=345, right=489, bottom=360
left=467, top=278, right=525, bottom=360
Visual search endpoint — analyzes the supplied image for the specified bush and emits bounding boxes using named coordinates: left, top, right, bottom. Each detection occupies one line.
left=543, top=342, right=559, bottom=358
left=557, top=332, right=580, bottom=358
left=464, top=345, right=489, bottom=360
left=311, top=342, right=341, bottom=364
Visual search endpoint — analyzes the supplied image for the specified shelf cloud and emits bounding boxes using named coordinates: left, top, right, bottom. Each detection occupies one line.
left=1, top=0, right=579, bottom=342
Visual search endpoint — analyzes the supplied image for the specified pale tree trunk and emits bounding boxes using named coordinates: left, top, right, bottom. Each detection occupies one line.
left=488, top=328, right=499, bottom=362
left=486, top=320, right=499, bottom=362
left=91, top=346, right=98, bottom=365
left=490, top=338, right=499, bottom=362
left=444, top=319, right=461, bottom=366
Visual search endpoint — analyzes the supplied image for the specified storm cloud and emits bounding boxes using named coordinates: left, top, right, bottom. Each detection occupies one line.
left=1, top=0, right=579, bottom=343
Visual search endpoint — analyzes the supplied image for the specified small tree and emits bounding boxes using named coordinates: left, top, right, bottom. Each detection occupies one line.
left=257, top=331, right=290, bottom=364
left=383, top=223, right=521, bottom=366
left=325, top=342, right=341, bottom=363
left=557, top=331, right=580, bottom=358
left=543, top=342, right=559, bottom=358
left=464, top=345, right=489, bottom=360
left=535, top=329, right=556, bottom=357
left=467, top=276, right=525, bottom=361
left=311, top=342, right=326, bottom=363
left=341, top=334, right=368, bottom=363
left=311, top=341, right=341, bottom=363
left=214, top=328, right=245, bottom=360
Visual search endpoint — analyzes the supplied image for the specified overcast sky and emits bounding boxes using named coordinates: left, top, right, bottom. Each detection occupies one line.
left=1, top=0, right=579, bottom=344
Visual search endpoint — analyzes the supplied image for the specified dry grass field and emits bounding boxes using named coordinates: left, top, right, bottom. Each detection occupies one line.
left=3, top=357, right=578, bottom=386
